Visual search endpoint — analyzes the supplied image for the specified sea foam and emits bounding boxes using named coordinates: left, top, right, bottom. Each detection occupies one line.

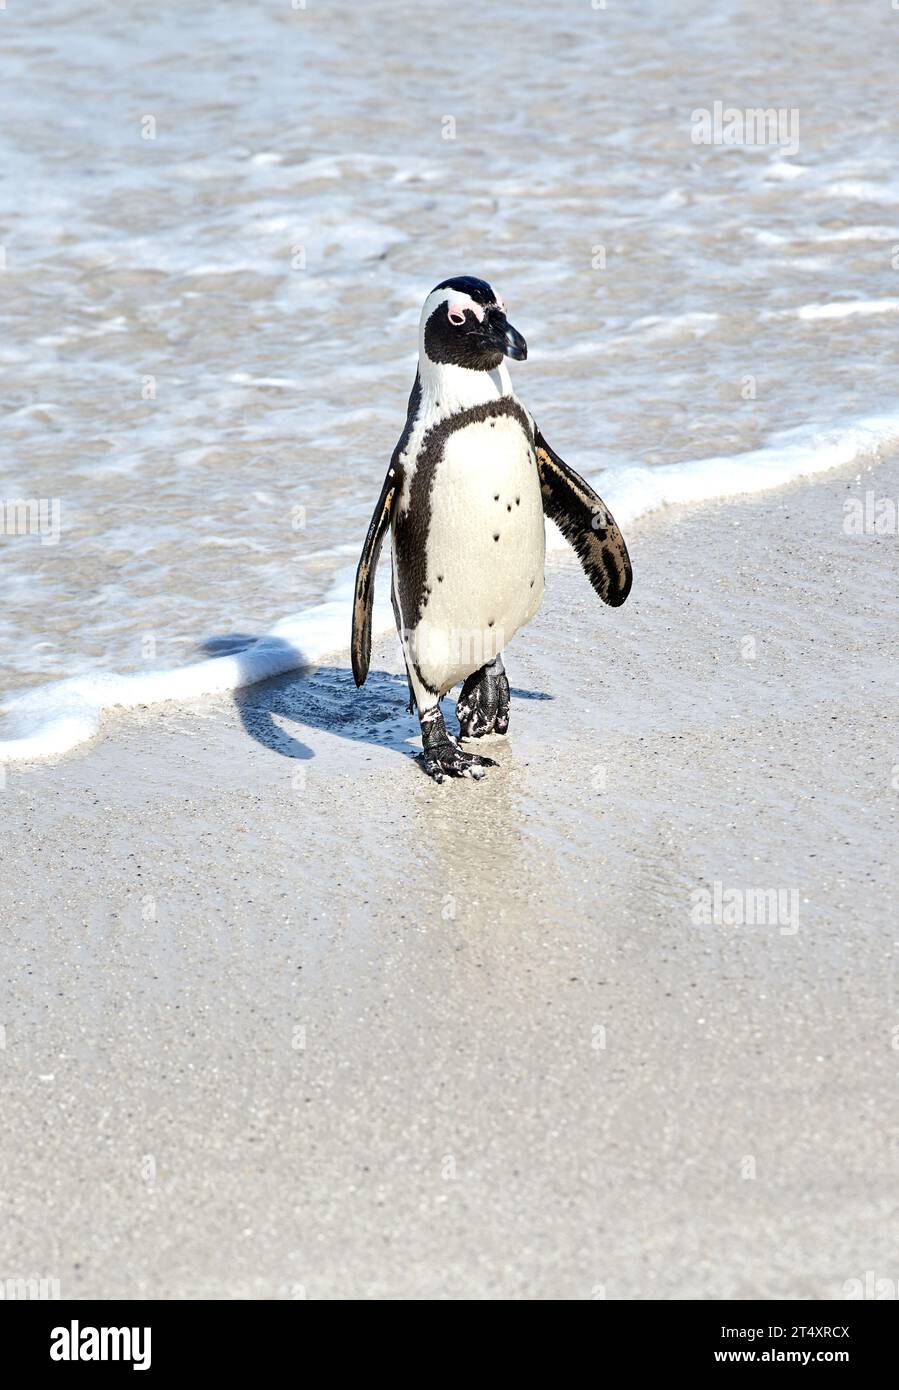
left=2, top=410, right=899, bottom=764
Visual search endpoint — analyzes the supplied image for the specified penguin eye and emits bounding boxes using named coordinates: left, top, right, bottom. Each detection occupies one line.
left=447, top=305, right=466, bottom=326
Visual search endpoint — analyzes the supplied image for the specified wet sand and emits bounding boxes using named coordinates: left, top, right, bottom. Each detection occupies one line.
left=2, top=453, right=898, bottom=1299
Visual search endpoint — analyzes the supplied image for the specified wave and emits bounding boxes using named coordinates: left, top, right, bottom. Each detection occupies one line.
left=797, top=299, right=899, bottom=321
left=3, top=408, right=899, bottom=765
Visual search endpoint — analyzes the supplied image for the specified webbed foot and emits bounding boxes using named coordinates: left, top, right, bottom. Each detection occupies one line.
left=456, top=656, right=511, bottom=738
left=419, top=706, right=497, bottom=783
left=420, top=740, right=497, bottom=783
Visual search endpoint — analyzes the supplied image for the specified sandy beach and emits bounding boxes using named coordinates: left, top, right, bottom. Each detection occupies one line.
left=3, top=450, right=898, bottom=1300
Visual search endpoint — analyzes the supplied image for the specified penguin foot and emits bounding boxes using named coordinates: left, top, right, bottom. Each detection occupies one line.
left=456, top=657, right=511, bottom=739
left=419, top=740, right=497, bottom=783
left=419, top=705, right=497, bottom=783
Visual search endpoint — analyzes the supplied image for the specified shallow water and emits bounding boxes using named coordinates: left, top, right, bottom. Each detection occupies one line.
left=2, top=0, right=899, bottom=744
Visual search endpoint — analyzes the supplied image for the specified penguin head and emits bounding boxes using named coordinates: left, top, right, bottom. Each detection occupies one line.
left=420, top=276, right=527, bottom=372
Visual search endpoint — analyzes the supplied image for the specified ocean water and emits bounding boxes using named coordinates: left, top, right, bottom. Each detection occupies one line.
left=3, top=0, right=899, bottom=759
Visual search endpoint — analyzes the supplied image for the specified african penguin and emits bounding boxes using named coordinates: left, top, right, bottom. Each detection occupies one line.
left=352, top=275, right=632, bottom=782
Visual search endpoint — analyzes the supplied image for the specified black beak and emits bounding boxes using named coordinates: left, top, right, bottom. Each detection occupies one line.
left=501, top=319, right=528, bottom=360
left=484, top=309, right=528, bottom=361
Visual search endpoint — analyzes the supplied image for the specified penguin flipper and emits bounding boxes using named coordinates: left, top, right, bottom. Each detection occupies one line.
left=534, top=428, right=632, bottom=607
left=351, top=468, right=396, bottom=686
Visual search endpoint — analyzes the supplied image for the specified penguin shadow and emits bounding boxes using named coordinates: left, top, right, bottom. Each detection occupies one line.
left=201, top=634, right=554, bottom=768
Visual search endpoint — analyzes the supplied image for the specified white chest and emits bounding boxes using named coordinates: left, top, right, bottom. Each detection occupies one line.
left=413, top=414, right=546, bottom=687
left=430, top=414, right=544, bottom=555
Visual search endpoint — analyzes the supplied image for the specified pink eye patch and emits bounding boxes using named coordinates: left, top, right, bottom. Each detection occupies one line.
left=446, top=298, right=485, bottom=325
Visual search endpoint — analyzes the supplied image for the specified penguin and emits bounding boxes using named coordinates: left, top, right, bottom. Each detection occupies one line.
left=351, top=275, right=632, bottom=782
